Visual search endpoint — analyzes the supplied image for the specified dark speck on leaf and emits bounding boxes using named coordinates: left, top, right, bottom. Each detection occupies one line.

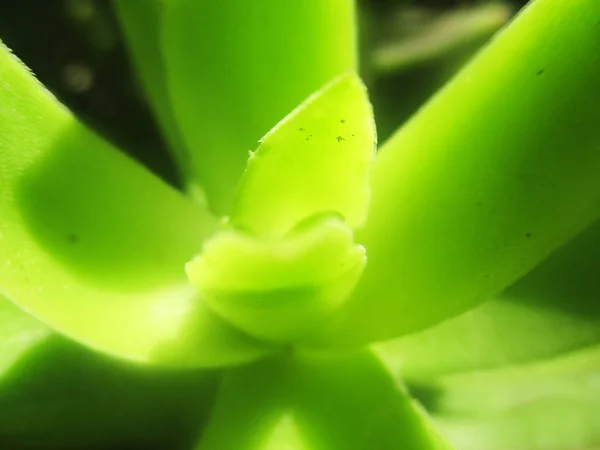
left=336, top=136, right=345, bottom=142
left=537, top=69, right=545, bottom=76
left=525, top=232, right=532, bottom=238
left=340, top=119, right=346, bottom=124
left=299, top=128, right=304, bottom=132
left=68, top=233, right=79, bottom=244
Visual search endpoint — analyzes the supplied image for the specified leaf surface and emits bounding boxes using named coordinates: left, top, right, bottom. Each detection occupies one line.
left=318, top=0, right=600, bottom=345
left=160, top=0, right=358, bottom=213
left=0, top=43, right=271, bottom=367
left=196, top=350, right=454, bottom=450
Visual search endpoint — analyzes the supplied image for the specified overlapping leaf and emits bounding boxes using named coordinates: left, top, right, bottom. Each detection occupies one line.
left=317, top=0, right=600, bottom=346
left=0, top=43, right=270, bottom=367
left=196, top=350, right=454, bottom=450
left=117, top=0, right=358, bottom=214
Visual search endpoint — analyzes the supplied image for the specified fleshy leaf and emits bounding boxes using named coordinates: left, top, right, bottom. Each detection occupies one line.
left=0, top=296, right=51, bottom=379
left=196, top=350, right=454, bottom=450
left=0, top=42, right=271, bottom=367
left=161, top=0, right=358, bottom=213
left=316, top=0, right=600, bottom=345
left=0, top=297, right=220, bottom=448
left=417, top=346, right=600, bottom=450
left=377, top=218, right=600, bottom=378
left=187, top=216, right=365, bottom=343
left=231, top=73, right=376, bottom=238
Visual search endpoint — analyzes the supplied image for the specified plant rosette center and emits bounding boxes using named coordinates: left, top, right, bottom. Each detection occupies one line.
left=186, top=214, right=366, bottom=343
left=186, top=73, right=376, bottom=346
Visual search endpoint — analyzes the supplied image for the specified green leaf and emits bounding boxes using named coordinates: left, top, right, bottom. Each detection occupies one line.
left=196, top=350, right=454, bottom=450
left=231, top=73, right=376, bottom=238
left=316, top=0, right=600, bottom=346
left=0, top=42, right=271, bottom=367
left=160, top=0, right=358, bottom=213
left=377, top=218, right=600, bottom=378
left=187, top=216, right=365, bottom=343
left=417, top=346, right=600, bottom=450
left=0, top=298, right=220, bottom=448
left=113, top=0, right=193, bottom=190
left=186, top=74, right=375, bottom=343
left=0, top=296, right=51, bottom=379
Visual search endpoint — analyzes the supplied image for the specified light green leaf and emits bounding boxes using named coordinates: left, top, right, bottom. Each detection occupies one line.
left=187, top=216, right=365, bottom=343
left=0, top=42, right=271, bottom=367
left=417, top=346, right=600, bottom=450
left=186, top=74, right=375, bottom=343
left=0, top=296, right=51, bottom=379
left=231, top=73, right=376, bottom=238
left=161, top=0, right=358, bottom=213
left=317, top=0, right=600, bottom=345
left=377, top=218, right=600, bottom=378
left=196, top=350, right=454, bottom=450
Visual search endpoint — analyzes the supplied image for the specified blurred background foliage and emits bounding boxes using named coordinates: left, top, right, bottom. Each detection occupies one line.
left=0, top=0, right=527, bottom=188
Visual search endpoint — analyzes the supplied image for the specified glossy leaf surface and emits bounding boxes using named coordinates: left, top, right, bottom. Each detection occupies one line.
left=378, top=218, right=600, bottom=378
left=319, top=0, right=600, bottom=345
left=161, top=0, right=358, bottom=213
left=231, top=73, right=376, bottom=238
left=188, top=216, right=365, bottom=343
left=0, top=43, right=271, bottom=367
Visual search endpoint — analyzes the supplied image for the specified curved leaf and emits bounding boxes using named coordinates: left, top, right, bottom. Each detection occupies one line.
left=231, top=73, right=376, bottom=238
left=0, top=43, right=271, bottom=367
left=187, top=216, right=365, bottom=343
left=377, top=218, right=600, bottom=378
left=317, top=0, right=600, bottom=345
left=0, top=298, right=220, bottom=448
left=161, top=0, right=358, bottom=213
left=418, top=346, right=600, bottom=450
left=196, top=350, right=454, bottom=450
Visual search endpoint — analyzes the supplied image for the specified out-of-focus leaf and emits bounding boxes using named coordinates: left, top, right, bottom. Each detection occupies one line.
left=377, top=218, right=600, bottom=378
left=161, top=0, right=358, bottom=213
left=316, top=0, right=600, bottom=346
left=416, top=346, right=600, bottom=450
left=196, top=350, right=454, bottom=450
left=372, top=2, right=512, bottom=75
left=0, top=298, right=219, bottom=449
left=113, top=1, right=193, bottom=189
left=0, top=42, right=271, bottom=367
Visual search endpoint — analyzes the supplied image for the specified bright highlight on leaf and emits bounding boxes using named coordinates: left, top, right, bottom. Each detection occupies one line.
left=232, top=73, right=377, bottom=238
left=187, top=73, right=375, bottom=343
left=187, top=216, right=365, bottom=343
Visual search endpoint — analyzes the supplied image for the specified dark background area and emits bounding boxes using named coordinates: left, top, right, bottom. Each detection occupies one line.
left=0, top=0, right=529, bottom=188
